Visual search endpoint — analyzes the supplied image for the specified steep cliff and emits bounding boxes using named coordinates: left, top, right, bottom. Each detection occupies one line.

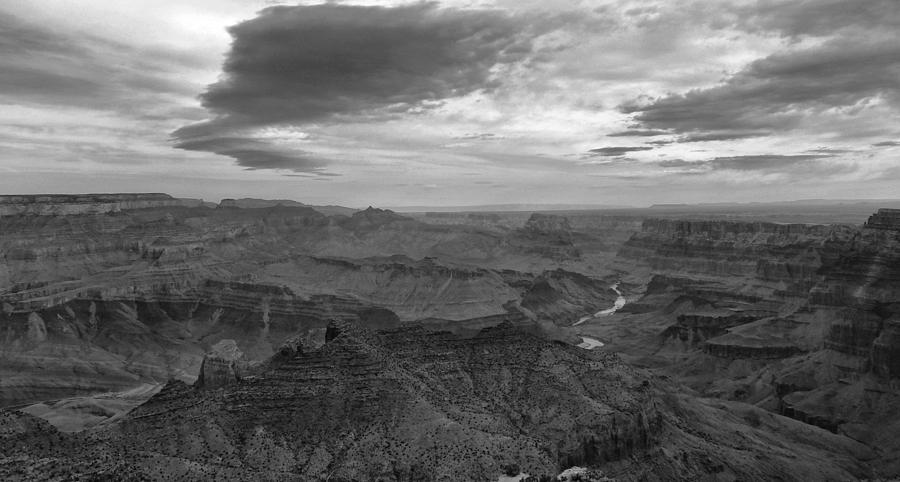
left=587, top=212, right=900, bottom=475
left=0, top=193, right=203, bottom=216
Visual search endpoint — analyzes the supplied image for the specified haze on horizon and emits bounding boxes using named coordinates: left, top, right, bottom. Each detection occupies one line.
left=1, top=0, right=899, bottom=208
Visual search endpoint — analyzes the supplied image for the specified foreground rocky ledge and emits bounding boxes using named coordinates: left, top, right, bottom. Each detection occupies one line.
left=1, top=321, right=873, bottom=481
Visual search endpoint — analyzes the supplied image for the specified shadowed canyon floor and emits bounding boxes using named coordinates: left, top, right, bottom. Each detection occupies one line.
left=1, top=195, right=899, bottom=480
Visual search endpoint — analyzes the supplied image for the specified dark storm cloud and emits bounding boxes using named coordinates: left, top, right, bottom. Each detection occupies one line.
left=607, top=129, right=670, bottom=137
left=176, top=137, right=331, bottom=174
left=873, top=141, right=900, bottom=147
left=173, top=3, right=531, bottom=141
left=0, top=14, right=204, bottom=112
left=587, top=146, right=654, bottom=157
left=621, top=37, right=900, bottom=137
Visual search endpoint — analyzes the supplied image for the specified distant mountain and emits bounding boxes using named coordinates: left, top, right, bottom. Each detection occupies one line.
left=217, top=197, right=358, bottom=217
left=390, top=203, right=635, bottom=213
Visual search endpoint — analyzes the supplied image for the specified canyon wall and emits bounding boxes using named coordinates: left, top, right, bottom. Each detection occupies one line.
left=607, top=212, right=900, bottom=473
left=0, top=193, right=203, bottom=216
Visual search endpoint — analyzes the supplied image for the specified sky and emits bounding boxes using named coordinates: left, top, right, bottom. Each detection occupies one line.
left=1, top=0, right=899, bottom=207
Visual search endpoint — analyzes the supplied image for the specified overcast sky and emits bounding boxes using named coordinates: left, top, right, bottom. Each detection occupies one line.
left=2, top=0, right=899, bottom=207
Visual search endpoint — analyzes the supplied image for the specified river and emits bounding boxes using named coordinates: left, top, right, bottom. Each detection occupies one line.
left=572, top=282, right=626, bottom=350
left=573, top=282, right=625, bottom=326
left=576, top=336, right=604, bottom=349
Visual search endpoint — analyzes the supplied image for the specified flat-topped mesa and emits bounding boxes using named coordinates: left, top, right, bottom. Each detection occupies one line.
left=0, top=193, right=202, bottom=217
left=864, top=208, right=900, bottom=231
left=217, top=198, right=306, bottom=209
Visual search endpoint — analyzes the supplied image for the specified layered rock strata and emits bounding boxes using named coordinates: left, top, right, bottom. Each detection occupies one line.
left=0, top=193, right=202, bottom=216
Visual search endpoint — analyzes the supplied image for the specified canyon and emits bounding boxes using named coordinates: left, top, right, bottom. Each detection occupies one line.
left=1, top=194, right=899, bottom=480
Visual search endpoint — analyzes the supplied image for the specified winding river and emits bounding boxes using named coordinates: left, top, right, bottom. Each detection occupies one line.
left=573, top=282, right=626, bottom=350
left=573, top=282, right=625, bottom=326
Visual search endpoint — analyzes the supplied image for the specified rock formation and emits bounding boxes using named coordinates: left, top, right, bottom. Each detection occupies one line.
left=589, top=211, right=900, bottom=475
left=864, top=208, right=900, bottom=230
left=195, top=340, right=251, bottom=389
left=0, top=193, right=202, bottom=216
left=0, top=322, right=874, bottom=481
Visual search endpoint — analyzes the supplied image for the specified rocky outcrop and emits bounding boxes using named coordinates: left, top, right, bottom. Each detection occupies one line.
left=865, top=208, right=900, bottom=231
left=0, top=323, right=875, bottom=481
left=195, top=340, right=250, bottom=389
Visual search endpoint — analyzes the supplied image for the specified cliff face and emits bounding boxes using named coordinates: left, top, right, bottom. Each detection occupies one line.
left=0, top=193, right=202, bottom=216
left=620, top=218, right=839, bottom=285
left=195, top=340, right=251, bottom=389
left=864, top=208, right=900, bottom=231
left=619, top=216, right=900, bottom=371
left=603, top=212, right=900, bottom=474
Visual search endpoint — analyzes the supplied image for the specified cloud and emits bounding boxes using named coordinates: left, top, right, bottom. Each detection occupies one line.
left=873, top=141, right=900, bottom=147
left=0, top=13, right=204, bottom=113
left=607, top=129, right=670, bottom=137
left=621, top=37, right=900, bottom=139
left=705, top=154, right=832, bottom=171
left=736, top=0, right=900, bottom=38
left=642, top=154, right=856, bottom=181
left=173, top=2, right=531, bottom=143
left=805, top=147, right=857, bottom=154
left=176, top=137, right=331, bottom=174
left=453, top=133, right=505, bottom=141
left=586, top=146, right=654, bottom=157
left=657, top=159, right=697, bottom=168
left=676, top=131, right=769, bottom=143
